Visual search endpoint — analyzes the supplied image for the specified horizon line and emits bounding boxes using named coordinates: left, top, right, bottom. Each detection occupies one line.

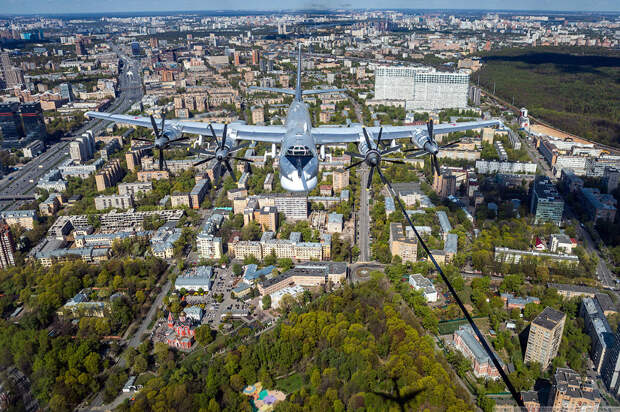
left=2, top=8, right=620, bottom=17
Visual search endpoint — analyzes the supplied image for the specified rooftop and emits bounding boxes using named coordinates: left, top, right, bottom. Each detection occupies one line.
left=532, top=306, right=565, bottom=330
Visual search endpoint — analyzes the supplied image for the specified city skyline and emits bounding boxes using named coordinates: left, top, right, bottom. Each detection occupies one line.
left=1, top=0, right=619, bottom=14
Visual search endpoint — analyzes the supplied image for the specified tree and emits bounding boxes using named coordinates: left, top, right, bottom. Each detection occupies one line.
left=133, top=354, right=148, bottom=373
left=195, top=325, right=214, bottom=346
left=232, top=263, right=243, bottom=276
left=262, top=295, right=271, bottom=310
left=83, top=352, right=100, bottom=375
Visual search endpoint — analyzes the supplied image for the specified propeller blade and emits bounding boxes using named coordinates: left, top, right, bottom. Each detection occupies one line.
left=441, top=138, right=462, bottom=149
left=383, top=159, right=405, bottom=164
left=377, top=166, right=390, bottom=186
left=150, top=115, right=160, bottom=137
left=230, top=142, right=250, bottom=153
left=404, top=149, right=426, bottom=157
left=221, top=124, right=228, bottom=150
left=432, top=155, right=441, bottom=176
left=159, top=148, right=165, bottom=171
left=377, top=127, right=383, bottom=147
left=230, top=157, right=254, bottom=163
left=208, top=123, right=218, bottom=147
left=344, top=151, right=365, bottom=160
left=193, top=157, right=214, bottom=167
left=427, top=118, right=434, bottom=140
left=345, top=159, right=365, bottom=170
left=367, top=166, right=374, bottom=189
left=224, top=159, right=235, bottom=180
left=215, top=162, right=222, bottom=186
left=160, top=109, right=166, bottom=131
left=380, top=144, right=402, bottom=155
left=362, top=127, right=371, bottom=148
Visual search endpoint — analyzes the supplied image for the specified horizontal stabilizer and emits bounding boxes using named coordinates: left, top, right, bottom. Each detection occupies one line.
left=302, top=88, right=347, bottom=95
left=248, top=86, right=296, bottom=95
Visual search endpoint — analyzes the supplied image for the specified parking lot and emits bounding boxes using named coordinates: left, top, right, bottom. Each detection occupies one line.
left=188, top=268, right=251, bottom=330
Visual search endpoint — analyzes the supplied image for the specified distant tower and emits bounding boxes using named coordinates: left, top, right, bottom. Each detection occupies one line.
left=75, top=39, right=85, bottom=56
left=519, top=107, right=530, bottom=129
left=251, top=49, right=260, bottom=66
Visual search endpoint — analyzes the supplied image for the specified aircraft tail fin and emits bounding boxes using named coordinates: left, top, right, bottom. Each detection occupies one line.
left=295, top=44, right=302, bottom=101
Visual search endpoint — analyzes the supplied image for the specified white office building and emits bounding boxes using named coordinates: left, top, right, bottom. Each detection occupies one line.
left=374, top=66, right=469, bottom=110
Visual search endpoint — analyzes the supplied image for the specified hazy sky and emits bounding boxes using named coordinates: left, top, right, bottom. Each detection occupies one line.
left=2, top=0, right=619, bottom=14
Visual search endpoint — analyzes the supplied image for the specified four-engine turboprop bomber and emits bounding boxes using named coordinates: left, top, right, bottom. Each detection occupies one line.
left=86, top=45, right=502, bottom=192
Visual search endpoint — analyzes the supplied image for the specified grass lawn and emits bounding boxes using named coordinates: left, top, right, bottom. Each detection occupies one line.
left=275, top=373, right=304, bottom=394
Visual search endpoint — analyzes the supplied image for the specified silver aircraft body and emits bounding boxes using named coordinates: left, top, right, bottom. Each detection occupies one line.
left=86, top=45, right=501, bottom=192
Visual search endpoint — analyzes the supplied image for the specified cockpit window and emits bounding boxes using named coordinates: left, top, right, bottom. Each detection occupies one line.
left=286, top=145, right=312, bottom=157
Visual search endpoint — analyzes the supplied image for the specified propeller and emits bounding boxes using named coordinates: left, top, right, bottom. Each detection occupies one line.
left=128, top=110, right=192, bottom=171
left=345, top=127, right=404, bottom=190
left=193, top=124, right=253, bottom=186
left=402, top=119, right=443, bottom=176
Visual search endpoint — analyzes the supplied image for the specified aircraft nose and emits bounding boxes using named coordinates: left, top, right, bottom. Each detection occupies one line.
left=424, top=141, right=439, bottom=155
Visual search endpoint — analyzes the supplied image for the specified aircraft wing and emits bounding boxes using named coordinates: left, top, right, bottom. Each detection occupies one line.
left=312, top=119, right=502, bottom=145
left=85, top=111, right=286, bottom=143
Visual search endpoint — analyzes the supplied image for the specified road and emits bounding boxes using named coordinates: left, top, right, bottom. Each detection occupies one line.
left=0, top=47, right=143, bottom=211
left=358, top=167, right=371, bottom=262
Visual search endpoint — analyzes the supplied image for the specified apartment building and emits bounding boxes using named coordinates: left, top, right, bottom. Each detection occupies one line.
left=196, top=233, right=222, bottom=260
left=389, top=222, right=418, bottom=263
left=118, top=182, right=152, bottom=197
left=95, top=159, right=124, bottom=192
left=0, top=220, right=16, bottom=269
left=530, top=176, right=564, bottom=225
left=94, top=194, right=134, bottom=210
left=524, top=307, right=566, bottom=369
left=580, top=297, right=615, bottom=373
left=548, top=368, right=600, bottom=412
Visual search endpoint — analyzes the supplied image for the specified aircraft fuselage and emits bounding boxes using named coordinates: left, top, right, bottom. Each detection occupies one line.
left=278, top=100, right=319, bottom=192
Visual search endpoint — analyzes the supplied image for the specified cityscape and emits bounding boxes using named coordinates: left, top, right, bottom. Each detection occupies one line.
left=0, top=4, right=618, bottom=412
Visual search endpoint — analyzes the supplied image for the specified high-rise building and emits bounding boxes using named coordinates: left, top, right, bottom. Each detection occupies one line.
left=75, top=39, right=85, bottom=56
left=60, top=83, right=74, bottom=102
left=131, top=41, right=141, bottom=56
left=604, top=166, right=620, bottom=194
left=251, top=106, right=264, bottom=124
left=0, top=219, right=16, bottom=269
left=20, top=102, right=47, bottom=140
left=70, top=140, right=87, bottom=162
left=70, top=132, right=95, bottom=162
left=602, top=326, right=620, bottom=397
left=548, top=368, right=600, bottom=412
left=580, top=297, right=615, bottom=373
left=95, top=159, right=125, bottom=192
left=374, top=66, right=468, bottom=110
left=524, top=306, right=566, bottom=369
left=149, top=37, right=159, bottom=49
left=530, top=176, right=564, bottom=225
left=4, top=67, right=23, bottom=88
left=433, top=171, right=457, bottom=199
left=0, top=102, right=22, bottom=144
left=233, top=51, right=241, bottom=66
left=251, top=49, right=260, bottom=65
left=0, top=52, right=23, bottom=88
left=332, top=168, right=349, bottom=192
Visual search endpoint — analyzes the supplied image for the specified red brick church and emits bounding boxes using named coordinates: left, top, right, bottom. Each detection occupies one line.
left=165, top=312, right=195, bottom=349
